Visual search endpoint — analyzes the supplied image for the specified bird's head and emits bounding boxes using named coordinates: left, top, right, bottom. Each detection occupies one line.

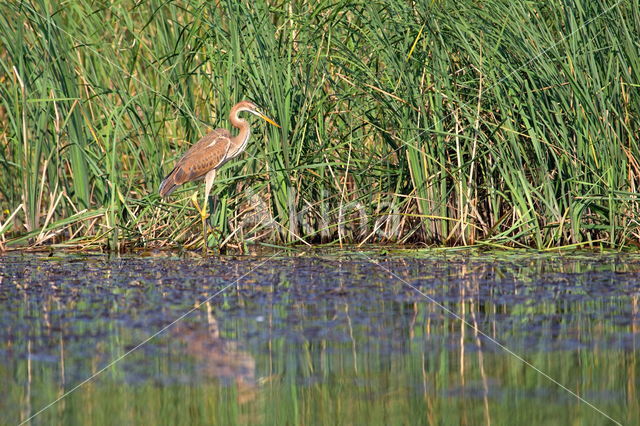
left=236, top=100, right=280, bottom=128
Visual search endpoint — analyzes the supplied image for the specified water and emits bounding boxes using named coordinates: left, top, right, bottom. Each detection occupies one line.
left=0, top=250, right=638, bottom=425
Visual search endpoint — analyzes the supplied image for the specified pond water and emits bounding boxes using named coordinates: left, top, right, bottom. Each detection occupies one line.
left=0, top=250, right=638, bottom=425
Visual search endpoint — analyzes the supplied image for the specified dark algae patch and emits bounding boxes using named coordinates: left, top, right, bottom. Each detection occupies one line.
left=0, top=251, right=638, bottom=424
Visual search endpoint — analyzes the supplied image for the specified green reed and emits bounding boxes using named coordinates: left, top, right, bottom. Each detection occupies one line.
left=0, top=0, right=638, bottom=250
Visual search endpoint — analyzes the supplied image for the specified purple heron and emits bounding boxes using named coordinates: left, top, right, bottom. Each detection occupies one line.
left=159, top=100, right=280, bottom=251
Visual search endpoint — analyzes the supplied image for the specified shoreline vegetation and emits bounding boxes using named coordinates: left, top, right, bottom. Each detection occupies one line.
left=1, top=0, right=639, bottom=252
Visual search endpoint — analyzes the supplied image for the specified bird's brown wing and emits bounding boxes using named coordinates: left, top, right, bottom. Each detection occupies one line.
left=159, top=128, right=232, bottom=197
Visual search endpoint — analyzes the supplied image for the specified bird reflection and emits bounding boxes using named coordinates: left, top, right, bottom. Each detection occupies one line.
left=172, top=301, right=256, bottom=404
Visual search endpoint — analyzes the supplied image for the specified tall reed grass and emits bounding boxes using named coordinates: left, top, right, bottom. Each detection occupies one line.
left=1, top=0, right=638, bottom=250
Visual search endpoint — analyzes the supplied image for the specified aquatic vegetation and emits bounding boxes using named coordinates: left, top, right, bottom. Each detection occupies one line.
left=1, top=0, right=638, bottom=250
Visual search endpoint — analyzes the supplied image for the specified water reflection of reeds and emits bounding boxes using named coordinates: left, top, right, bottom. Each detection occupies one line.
left=0, top=254, right=638, bottom=424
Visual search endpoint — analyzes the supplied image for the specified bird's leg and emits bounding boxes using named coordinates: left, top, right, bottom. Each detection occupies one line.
left=189, top=190, right=209, bottom=255
left=201, top=206, right=208, bottom=256
left=201, top=169, right=217, bottom=255
left=191, top=191, right=203, bottom=215
left=190, top=192, right=207, bottom=254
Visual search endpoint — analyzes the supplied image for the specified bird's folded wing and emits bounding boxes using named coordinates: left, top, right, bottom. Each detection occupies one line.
left=170, top=128, right=232, bottom=184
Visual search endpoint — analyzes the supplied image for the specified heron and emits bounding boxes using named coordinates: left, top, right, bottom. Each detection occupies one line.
left=159, top=100, right=280, bottom=251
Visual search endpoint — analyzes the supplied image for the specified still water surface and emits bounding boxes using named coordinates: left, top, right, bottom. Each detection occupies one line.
left=0, top=250, right=638, bottom=425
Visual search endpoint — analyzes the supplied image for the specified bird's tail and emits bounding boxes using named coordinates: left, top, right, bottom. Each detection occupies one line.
left=159, top=171, right=178, bottom=198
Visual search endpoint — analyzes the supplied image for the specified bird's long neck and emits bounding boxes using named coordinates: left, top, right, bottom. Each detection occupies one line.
left=229, top=106, right=251, bottom=156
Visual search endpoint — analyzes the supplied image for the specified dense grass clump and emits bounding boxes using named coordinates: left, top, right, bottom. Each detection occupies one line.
left=1, top=0, right=639, bottom=250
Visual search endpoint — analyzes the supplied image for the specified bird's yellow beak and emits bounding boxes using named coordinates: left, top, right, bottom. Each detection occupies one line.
left=257, top=112, right=281, bottom=128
